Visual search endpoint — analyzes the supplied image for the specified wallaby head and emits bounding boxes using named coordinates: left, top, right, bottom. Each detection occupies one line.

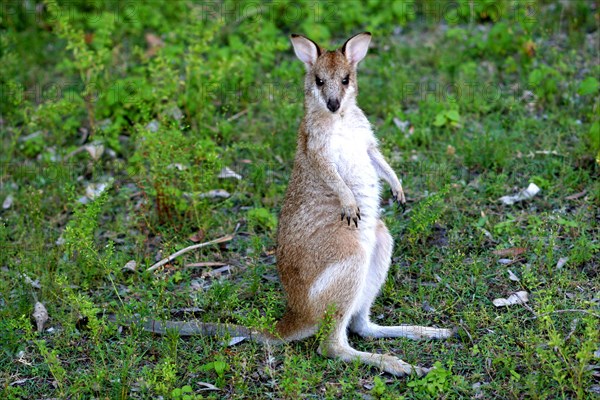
left=290, top=32, right=371, bottom=114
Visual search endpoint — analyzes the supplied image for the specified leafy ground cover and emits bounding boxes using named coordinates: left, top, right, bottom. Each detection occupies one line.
left=0, top=1, right=598, bottom=398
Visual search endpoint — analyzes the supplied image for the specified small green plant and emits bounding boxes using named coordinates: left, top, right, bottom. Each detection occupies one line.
left=60, top=280, right=105, bottom=343
left=171, top=385, right=200, bottom=400
left=406, top=361, right=465, bottom=398
left=569, top=233, right=599, bottom=266
left=62, top=183, right=113, bottom=283
left=406, top=185, right=450, bottom=247
left=149, top=356, right=178, bottom=396
left=314, top=304, right=337, bottom=354
left=279, top=353, right=313, bottom=398
left=44, top=0, right=116, bottom=141
left=247, top=207, right=278, bottom=232
left=199, top=359, right=230, bottom=388
left=36, top=340, right=68, bottom=396
left=371, top=376, right=386, bottom=397
left=577, top=76, right=599, bottom=96
left=528, top=65, right=563, bottom=105
left=433, top=109, right=461, bottom=129
left=371, top=376, right=404, bottom=399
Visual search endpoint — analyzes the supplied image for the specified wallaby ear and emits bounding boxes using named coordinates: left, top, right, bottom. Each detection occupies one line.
left=290, top=34, right=321, bottom=67
left=342, top=32, right=372, bottom=66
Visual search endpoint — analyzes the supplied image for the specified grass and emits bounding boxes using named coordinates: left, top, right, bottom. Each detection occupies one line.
left=1, top=1, right=598, bottom=399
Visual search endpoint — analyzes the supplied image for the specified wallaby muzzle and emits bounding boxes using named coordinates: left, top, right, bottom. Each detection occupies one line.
left=327, top=98, right=340, bottom=112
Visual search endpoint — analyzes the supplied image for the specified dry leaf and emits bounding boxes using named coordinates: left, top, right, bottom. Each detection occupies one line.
left=166, top=106, right=183, bottom=121
left=122, top=260, right=137, bottom=272
left=199, top=189, right=230, bottom=199
left=565, top=190, right=587, bottom=200
left=499, top=183, right=540, bottom=205
left=507, top=269, right=520, bottom=282
left=84, top=32, right=94, bottom=44
left=529, top=150, right=560, bottom=157
left=190, top=279, right=205, bottom=291
left=493, top=247, right=526, bottom=257
left=261, top=273, right=279, bottom=282
left=145, top=33, right=164, bottom=57
left=84, top=142, right=104, bottom=161
left=188, top=230, right=205, bottom=243
left=492, top=291, right=529, bottom=307
left=21, top=273, right=41, bottom=289
left=201, top=265, right=231, bottom=279
left=3, top=194, right=14, bottom=209
left=146, top=119, right=159, bottom=132
left=79, top=182, right=110, bottom=203
left=477, top=227, right=494, bottom=240
left=197, top=381, right=220, bottom=391
left=10, top=378, right=31, bottom=386
left=422, top=301, right=436, bottom=312
left=169, top=307, right=204, bottom=317
left=393, top=117, right=410, bottom=133
left=522, top=40, right=536, bottom=57
left=145, top=32, right=164, bottom=48
left=185, top=262, right=227, bottom=268
left=218, top=167, right=242, bottom=180
left=32, top=302, right=49, bottom=333
left=167, top=163, right=186, bottom=171
left=556, top=257, right=568, bottom=269
left=226, top=336, right=247, bottom=346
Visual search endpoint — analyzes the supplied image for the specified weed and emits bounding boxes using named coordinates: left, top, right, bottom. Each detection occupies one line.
left=35, top=340, right=67, bottom=396
left=199, top=359, right=231, bottom=389
left=171, top=385, right=200, bottom=400
left=406, top=361, right=467, bottom=398
left=405, top=184, right=450, bottom=248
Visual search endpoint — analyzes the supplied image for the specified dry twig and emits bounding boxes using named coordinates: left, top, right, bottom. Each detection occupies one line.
left=147, top=234, right=234, bottom=272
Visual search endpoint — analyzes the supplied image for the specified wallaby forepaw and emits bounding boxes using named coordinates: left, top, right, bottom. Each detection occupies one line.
left=340, top=205, right=360, bottom=227
left=390, top=186, right=406, bottom=212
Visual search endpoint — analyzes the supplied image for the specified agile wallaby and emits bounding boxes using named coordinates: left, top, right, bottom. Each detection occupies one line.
left=273, top=32, right=453, bottom=376
left=129, top=32, right=452, bottom=377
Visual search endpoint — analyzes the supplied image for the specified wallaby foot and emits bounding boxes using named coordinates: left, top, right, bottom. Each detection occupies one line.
left=351, top=323, right=454, bottom=340
left=318, top=340, right=429, bottom=377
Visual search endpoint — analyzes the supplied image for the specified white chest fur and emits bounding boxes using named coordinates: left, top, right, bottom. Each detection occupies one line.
left=327, top=112, right=381, bottom=223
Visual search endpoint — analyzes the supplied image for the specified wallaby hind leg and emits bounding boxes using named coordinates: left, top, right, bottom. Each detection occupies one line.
left=349, top=221, right=454, bottom=340
left=307, top=252, right=428, bottom=377
left=318, top=298, right=430, bottom=377
left=274, top=310, right=318, bottom=343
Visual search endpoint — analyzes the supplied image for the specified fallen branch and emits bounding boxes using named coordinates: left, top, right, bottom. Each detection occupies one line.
left=147, top=234, right=234, bottom=272
left=185, top=261, right=228, bottom=268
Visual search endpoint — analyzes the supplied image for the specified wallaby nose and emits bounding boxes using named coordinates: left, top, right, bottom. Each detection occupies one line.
left=327, top=98, right=340, bottom=113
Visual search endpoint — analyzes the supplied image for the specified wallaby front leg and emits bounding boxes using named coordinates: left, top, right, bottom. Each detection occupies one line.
left=368, top=147, right=405, bottom=206
left=309, top=155, right=360, bottom=227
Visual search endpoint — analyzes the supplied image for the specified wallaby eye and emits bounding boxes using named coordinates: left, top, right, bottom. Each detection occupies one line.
left=342, top=75, right=349, bottom=85
left=315, top=76, right=324, bottom=87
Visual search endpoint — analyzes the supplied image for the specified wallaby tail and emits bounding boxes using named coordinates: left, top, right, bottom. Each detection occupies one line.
left=106, top=314, right=283, bottom=345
